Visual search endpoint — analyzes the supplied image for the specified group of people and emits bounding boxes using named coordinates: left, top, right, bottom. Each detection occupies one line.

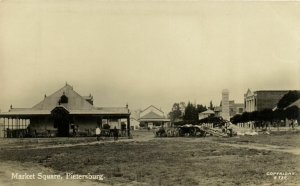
left=95, top=126, right=119, bottom=141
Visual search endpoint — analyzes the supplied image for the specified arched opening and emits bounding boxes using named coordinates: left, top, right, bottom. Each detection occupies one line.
left=51, top=106, right=70, bottom=137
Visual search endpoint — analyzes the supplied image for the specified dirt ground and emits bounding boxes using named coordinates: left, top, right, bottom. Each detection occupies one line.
left=0, top=130, right=299, bottom=186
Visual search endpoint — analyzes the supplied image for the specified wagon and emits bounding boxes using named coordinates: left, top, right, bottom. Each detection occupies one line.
left=178, top=125, right=207, bottom=137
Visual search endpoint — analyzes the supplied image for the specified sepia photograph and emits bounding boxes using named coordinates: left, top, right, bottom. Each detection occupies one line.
left=0, top=0, right=299, bottom=185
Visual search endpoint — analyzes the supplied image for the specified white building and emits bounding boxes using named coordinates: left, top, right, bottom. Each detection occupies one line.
left=198, top=109, right=215, bottom=120
left=139, top=105, right=170, bottom=129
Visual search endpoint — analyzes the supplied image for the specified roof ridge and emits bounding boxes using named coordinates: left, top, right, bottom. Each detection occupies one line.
left=31, top=84, right=95, bottom=110
left=141, top=105, right=163, bottom=113
left=97, top=106, right=127, bottom=108
left=31, top=84, right=72, bottom=108
left=69, top=86, right=95, bottom=109
left=140, top=111, right=165, bottom=119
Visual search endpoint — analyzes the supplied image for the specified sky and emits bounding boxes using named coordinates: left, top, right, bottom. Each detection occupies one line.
left=0, top=0, right=299, bottom=114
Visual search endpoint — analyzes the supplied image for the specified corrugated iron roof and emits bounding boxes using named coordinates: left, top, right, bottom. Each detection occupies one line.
left=9, top=108, right=32, bottom=112
left=140, top=111, right=165, bottom=119
left=32, top=84, right=94, bottom=110
left=139, top=118, right=170, bottom=122
left=0, top=85, right=130, bottom=117
left=200, top=109, right=215, bottom=114
left=72, top=107, right=129, bottom=114
left=0, top=107, right=130, bottom=116
left=141, top=105, right=164, bottom=113
left=0, top=110, right=50, bottom=116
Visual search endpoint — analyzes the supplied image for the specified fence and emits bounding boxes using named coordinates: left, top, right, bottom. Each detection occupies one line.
left=236, top=122, right=255, bottom=129
left=202, top=123, right=214, bottom=128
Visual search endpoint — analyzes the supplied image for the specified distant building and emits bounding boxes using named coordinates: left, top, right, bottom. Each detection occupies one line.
left=198, top=109, right=215, bottom=120
left=130, top=118, right=140, bottom=130
left=229, top=101, right=244, bottom=116
left=213, top=89, right=244, bottom=119
left=139, top=105, right=170, bottom=129
left=0, top=84, right=131, bottom=137
left=244, top=89, right=291, bottom=112
left=214, top=106, right=222, bottom=117
left=214, top=100, right=244, bottom=118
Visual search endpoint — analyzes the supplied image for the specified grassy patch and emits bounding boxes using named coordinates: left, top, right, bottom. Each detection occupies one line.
left=0, top=139, right=299, bottom=185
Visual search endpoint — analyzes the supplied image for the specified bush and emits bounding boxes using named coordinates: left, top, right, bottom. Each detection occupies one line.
left=103, top=124, right=110, bottom=129
left=285, top=106, right=299, bottom=120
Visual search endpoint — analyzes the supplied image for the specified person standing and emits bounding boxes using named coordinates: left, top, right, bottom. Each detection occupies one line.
left=113, top=126, right=118, bottom=141
left=291, top=120, right=295, bottom=130
left=96, top=126, right=101, bottom=141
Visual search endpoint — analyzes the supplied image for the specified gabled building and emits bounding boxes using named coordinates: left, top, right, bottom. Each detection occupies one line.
left=139, top=105, right=170, bottom=129
left=198, top=109, right=215, bottom=120
left=0, top=84, right=131, bottom=137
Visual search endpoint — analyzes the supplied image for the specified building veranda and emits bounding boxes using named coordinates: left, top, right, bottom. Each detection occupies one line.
left=0, top=84, right=131, bottom=138
left=139, top=105, right=170, bottom=129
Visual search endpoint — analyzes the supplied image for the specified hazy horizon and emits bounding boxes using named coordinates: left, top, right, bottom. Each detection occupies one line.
left=1, top=0, right=299, bottom=114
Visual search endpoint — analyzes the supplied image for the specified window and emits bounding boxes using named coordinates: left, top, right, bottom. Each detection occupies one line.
left=59, top=93, right=68, bottom=104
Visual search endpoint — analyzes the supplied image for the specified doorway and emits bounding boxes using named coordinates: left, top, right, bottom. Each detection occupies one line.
left=51, top=106, right=70, bottom=137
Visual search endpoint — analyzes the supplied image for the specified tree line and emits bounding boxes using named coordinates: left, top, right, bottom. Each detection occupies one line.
left=169, top=101, right=214, bottom=125
left=169, top=91, right=299, bottom=125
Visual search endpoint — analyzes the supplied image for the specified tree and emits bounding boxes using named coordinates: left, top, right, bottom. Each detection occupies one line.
left=209, top=100, right=214, bottom=110
left=251, top=111, right=260, bottom=121
left=183, top=102, right=198, bottom=122
left=285, top=106, right=299, bottom=120
left=277, top=91, right=300, bottom=109
left=231, top=114, right=242, bottom=124
left=273, top=109, right=285, bottom=121
left=259, top=109, right=273, bottom=122
left=196, top=104, right=207, bottom=113
left=240, top=112, right=251, bottom=122
left=169, top=103, right=182, bottom=122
